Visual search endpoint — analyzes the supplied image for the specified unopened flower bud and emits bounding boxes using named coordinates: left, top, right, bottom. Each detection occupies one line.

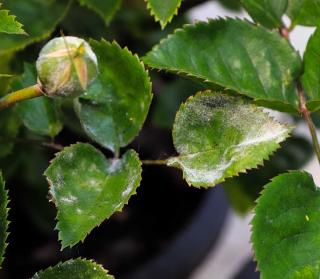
left=36, top=36, right=98, bottom=98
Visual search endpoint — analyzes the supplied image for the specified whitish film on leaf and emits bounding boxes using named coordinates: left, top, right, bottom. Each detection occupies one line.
left=168, top=91, right=292, bottom=188
left=45, top=143, right=142, bottom=249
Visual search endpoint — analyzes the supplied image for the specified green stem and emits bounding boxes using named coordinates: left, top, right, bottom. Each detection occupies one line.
left=298, top=84, right=320, bottom=165
left=0, top=84, right=43, bottom=111
left=142, top=159, right=168, bottom=165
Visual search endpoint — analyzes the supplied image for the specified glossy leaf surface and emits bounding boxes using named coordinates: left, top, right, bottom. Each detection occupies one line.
left=76, top=40, right=152, bottom=154
left=302, top=28, right=320, bottom=111
left=32, top=258, right=114, bottom=279
left=144, top=19, right=301, bottom=112
left=146, top=0, right=182, bottom=29
left=241, top=0, right=288, bottom=28
left=252, top=171, right=320, bottom=278
left=14, top=64, right=62, bottom=137
left=168, top=92, right=292, bottom=188
left=45, top=143, right=142, bottom=248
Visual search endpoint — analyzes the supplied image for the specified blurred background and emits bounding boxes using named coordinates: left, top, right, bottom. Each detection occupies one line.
left=0, top=0, right=317, bottom=278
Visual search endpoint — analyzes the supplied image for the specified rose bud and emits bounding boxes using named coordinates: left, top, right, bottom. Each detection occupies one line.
left=36, top=36, right=98, bottom=98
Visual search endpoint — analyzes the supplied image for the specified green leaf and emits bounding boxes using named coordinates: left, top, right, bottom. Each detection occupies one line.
left=0, top=172, right=9, bottom=268
left=146, top=0, right=182, bottom=29
left=78, top=0, right=121, bottom=24
left=13, top=64, right=62, bottom=137
left=143, top=19, right=302, bottom=113
left=240, top=0, right=288, bottom=28
left=0, top=0, right=70, bottom=55
left=45, top=143, right=142, bottom=249
left=286, top=0, right=320, bottom=27
left=252, top=171, right=320, bottom=278
left=75, top=40, right=152, bottom=154
left=0, top=109, right=20, bottom=158
left=167, top=91, right=292, bottom=188
left=224, top=136, right=313, bottom=215
left=0, top=4, right=25, bottom=34
left=302, top=28, right=320, bottom=112
left=32, top=258, right=114, bottom=279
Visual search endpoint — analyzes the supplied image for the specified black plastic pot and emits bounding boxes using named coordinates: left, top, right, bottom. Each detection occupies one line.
left=124, top=187, right=229, bottom=279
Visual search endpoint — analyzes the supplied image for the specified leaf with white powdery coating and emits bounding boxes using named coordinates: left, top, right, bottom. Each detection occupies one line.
left=167, top=92, right=292, bottom=188
left=143, top=19, right=302, bottom=113
left=241, top=0, right=288, bottom=28
left=252, top=171, right=320, bottom=278
left=146, top=0, right=182, bottom=29
left=78, top=0, right=121, bottom=24
left=45, top=143, right=142, bottom=249
left=32, top=258, right=114, bottom=278
left=0, top=172, right=9, bottom=268
left=75, top=40, right=152, bottom=154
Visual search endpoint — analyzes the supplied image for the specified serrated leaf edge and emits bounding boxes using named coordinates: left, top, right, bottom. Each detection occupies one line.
left=0, top=0, right=71, bottom=55
left=0, top=171, right=9, bottom=268
left=249, top=170, right=313, bottom=273
left=0, top=6, right=26, bottom=35
left=31, top=257, right=114, bottom=278
left=145, top=0, right=183, bottom=29
left=143, top=17, right=300, bottom=112
left=77, top=39, right=153, bottom=154
left=44, top=143, right=142, bottom=249
left=167, top=91, right=294, bottom=189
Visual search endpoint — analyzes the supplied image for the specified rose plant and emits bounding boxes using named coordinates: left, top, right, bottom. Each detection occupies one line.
left=0, top=0, right=320, bottom=278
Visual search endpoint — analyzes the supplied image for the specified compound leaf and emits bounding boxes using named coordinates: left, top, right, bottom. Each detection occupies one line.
left=144, top=19, right=301, bottom=113
left=252, top=171, right=320, bottom=278
left=168, top=92, right=292, bottom=188
left=75, top=40, right=152, bottom=154
left=32, top=258, right=114, bottom=279
left=45, top=143, right=142, bottom=249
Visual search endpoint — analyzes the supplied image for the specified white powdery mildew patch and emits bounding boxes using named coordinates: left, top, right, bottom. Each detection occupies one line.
left=171, top=93, right=290, bottom=187
left=121, top=180, right=135, bottom=198
left=60, top=194, right=78, bottom=205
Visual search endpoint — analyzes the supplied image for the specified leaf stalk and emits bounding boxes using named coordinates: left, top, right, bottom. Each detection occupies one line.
left=0, top=84, right=43, bottom=111
left=298, top=83, right=320, bottom=165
